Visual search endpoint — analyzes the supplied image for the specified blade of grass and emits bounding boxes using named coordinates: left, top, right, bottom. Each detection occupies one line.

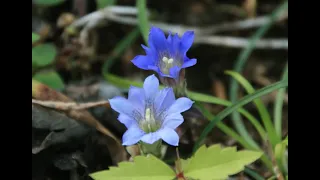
left=229, top=1, right=288, bottom=145
left=244, top=167, right=265, bottom=180
left=136, top=0, right=149, bottom=44
left=104, top=73, right=266, bottom=144
left=195, top=102, right=273, bottom=171
left=187, top=91, right=267, bottom=143
left=274, top=63, right=288, bottom=138
left=193, top=80, right=288, bottom=153
left=226, top=70, right=280, bottom=147
left=195, top=102, right=253, bottom=149
left=102, top=27, right=140, bottom=74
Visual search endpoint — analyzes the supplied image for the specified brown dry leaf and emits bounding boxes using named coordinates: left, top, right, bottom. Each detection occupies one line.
left=32, top=79, right=127, bottom=163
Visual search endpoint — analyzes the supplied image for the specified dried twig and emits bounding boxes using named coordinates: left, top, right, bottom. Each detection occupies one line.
left=70, top=5, right=287, bottom=36
left=195, top=36, right=288, bottom=49
left=68, top=5, right=287, bottom=49
left=151, top=12, right=287, bottom=36
left=32, top=99, right=110, bottom=111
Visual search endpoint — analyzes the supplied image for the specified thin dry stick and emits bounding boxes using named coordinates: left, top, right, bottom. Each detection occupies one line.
left=69, top=5, right=288, bottom=49
left=70, top=5, right=287, bottom=36
left=195, top=36, right=288, bottom=49
left=32, top=99, right=110, bottom=111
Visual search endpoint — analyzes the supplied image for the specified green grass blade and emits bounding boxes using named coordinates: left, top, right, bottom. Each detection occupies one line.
left=274, top=63, right=288, bottom=138
left=195, top=102, right=273, bottom=171
left=188, top=91, right=267, bottom=143
left=193, top=80, right=288, bottom=153
left=228, top=0, right=288, bottom=145
left=194, top=102, right=253, bottom=149
left=226, top=70, right=280, bottom=147
left=244, top=168, right=265, bottom=180
left=136, top=0, right=150, bottom=44
left=102, top=27, right=140, bottom=74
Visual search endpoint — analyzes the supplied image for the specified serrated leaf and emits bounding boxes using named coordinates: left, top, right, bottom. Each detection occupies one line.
left=183, top=144, right=262, bottom=180
left=33, top=0, right=65, bottom=6
left=33, top=71, right=64, bottom=90
left=90, top=155, right=175, bottom=180
left=32, top=33, right=40, bottom=43
left=283, top=135, right=288, bottom=146
left=32, top=43, right=57, bottom=67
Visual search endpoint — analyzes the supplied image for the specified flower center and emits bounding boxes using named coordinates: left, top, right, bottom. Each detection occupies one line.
left=140, top=108, right=160, bottom=133
left=161, top=56, right=174, bottom=74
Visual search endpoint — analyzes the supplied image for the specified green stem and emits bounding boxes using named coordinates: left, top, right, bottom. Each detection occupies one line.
left=136, top=0, right=150, bottom=44
left=274, top=63, right=288, bottom=138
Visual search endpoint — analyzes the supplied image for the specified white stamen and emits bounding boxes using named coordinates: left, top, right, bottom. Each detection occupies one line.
left=162, top=57, right=169, bottom=63
left=145, top=108, right=152, bottom=122
left=145, top=108, right=155, bottom=132
left=167, top=58, right=174, bottom=64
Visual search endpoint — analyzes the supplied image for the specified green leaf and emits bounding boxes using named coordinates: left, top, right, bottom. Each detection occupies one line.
left=283, top=135, right=288, bottom=146
left=32, top=43, right=57, bottom=67
left=96, top=0, right=116, bottom=9
left=136, top=0, right=150, bottom=44
left=193, top=80, right=288, bottom=152
left=225, top=70, right=279, bottom=147
left=33, top=0, right=65, bottom=6
left=33, top=71, right=64, bottom=90
left=183, top=144, right=262, bottom=180
left=32, top=33, right=40, bottom=44
left=90, top=155, right=175, bottom=180
left=193, top=103, right=274, bottom=171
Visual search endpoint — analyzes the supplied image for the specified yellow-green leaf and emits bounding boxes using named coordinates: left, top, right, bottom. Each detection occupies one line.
left=32, top=43, right=57, bottom=67
left=33, top=71, right=64, bottom=90
left=32, top=33, right=40, bottom=44
left=183, top=144, right=262, bottom=180
left=90, top=155, right=175, bottom=180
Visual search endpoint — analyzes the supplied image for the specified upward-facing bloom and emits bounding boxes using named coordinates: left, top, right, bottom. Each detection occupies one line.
left=109, top=74, right=194, bottom=146
left=131, top=27, right=197, bottom=83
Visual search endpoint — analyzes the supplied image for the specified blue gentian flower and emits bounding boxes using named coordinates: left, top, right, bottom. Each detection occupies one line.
left=109, top=74, right=194, bottom=146
left=131, top=27, right=197, bottom=82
